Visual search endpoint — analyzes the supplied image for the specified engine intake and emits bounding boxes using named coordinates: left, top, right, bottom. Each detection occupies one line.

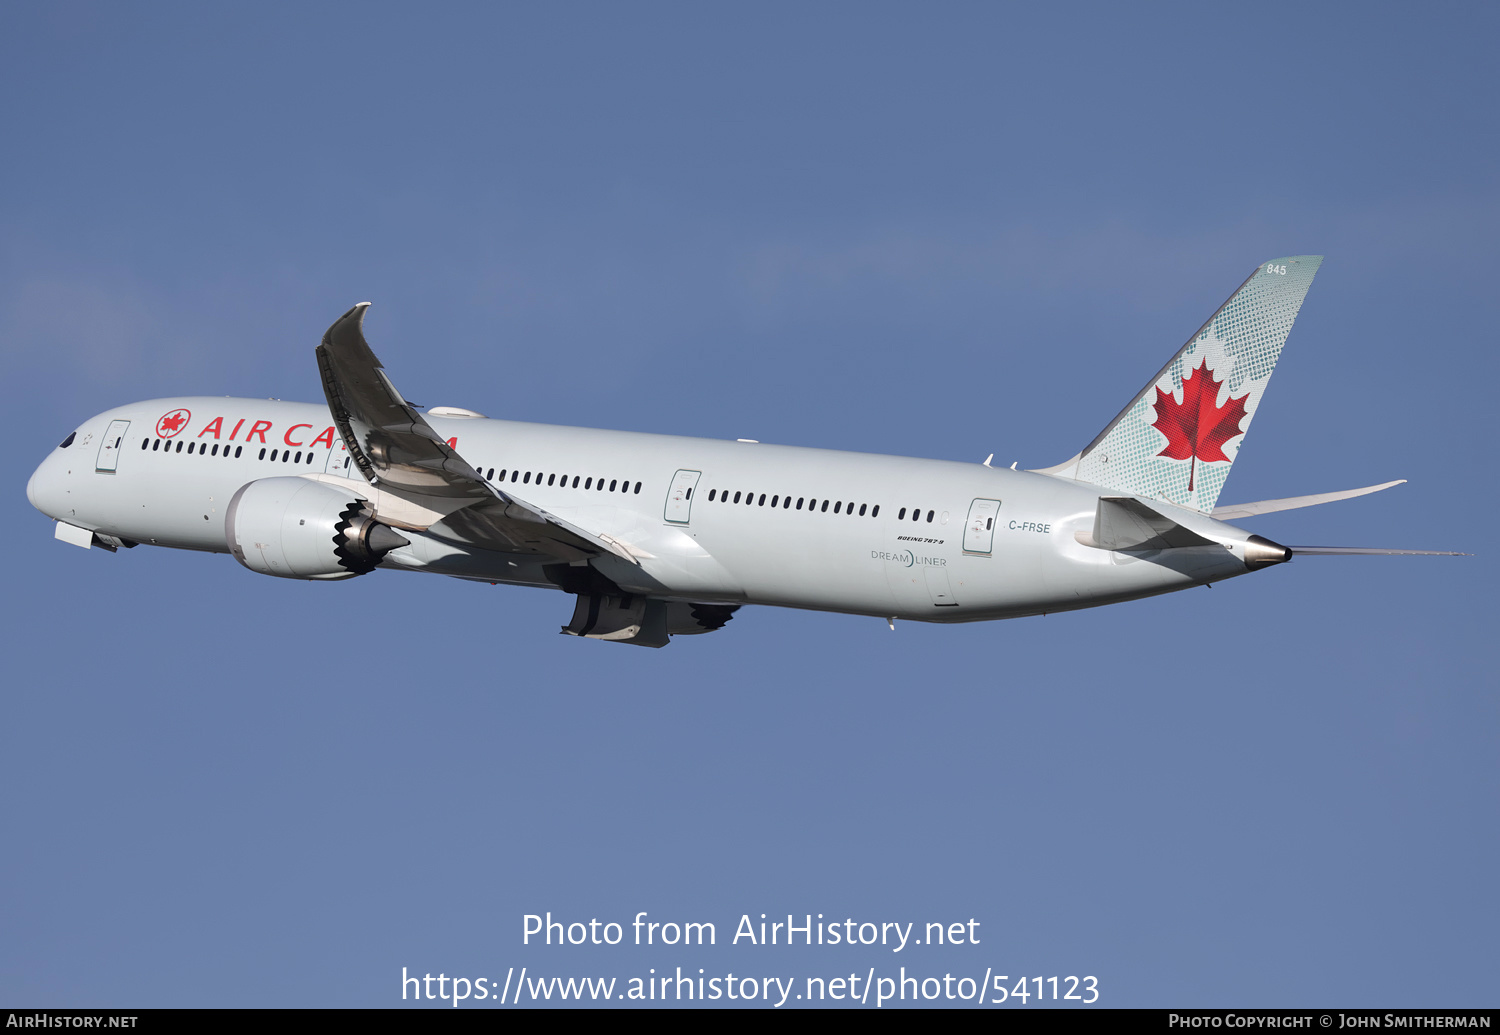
left=225, top=477, right=409, bottom=580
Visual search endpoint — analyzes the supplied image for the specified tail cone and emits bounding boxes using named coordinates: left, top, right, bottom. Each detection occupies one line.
left=1243, top=535, right=1292, bottom=570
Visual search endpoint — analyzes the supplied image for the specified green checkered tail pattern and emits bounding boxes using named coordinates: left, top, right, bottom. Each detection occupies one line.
left=1034, top=256, right=1322, bottom=514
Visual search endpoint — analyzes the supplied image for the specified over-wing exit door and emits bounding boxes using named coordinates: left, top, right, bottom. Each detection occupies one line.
left=663, top=469, right=701, bottom=524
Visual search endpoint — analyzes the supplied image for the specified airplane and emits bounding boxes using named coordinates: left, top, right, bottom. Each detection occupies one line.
left=26, top=255, right=1463, bottom=647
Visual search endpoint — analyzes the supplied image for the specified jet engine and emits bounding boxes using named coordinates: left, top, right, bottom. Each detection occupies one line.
left=224, top=476, right=409, bottom=580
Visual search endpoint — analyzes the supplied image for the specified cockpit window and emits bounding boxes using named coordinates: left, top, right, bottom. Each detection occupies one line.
left=59, top=432, right=76, bottom=448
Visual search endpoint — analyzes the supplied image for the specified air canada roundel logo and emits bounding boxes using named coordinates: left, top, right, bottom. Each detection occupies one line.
left=156, top=408, right=191, bottom=438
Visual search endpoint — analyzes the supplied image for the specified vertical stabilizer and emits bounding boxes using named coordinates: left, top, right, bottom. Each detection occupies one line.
left=1034, top=256, right=1322, bottom=513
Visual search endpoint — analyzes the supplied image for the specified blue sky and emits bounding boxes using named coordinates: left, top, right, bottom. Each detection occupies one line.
left=2, top=2, right=1495, bottom=1008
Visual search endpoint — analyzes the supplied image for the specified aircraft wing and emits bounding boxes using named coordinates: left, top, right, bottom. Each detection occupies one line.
left=317, top=303, right=636, bottom=565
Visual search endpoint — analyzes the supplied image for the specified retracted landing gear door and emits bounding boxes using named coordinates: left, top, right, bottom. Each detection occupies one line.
left=95, top=420, right=130, bottom=472
left=963, top=498, right=1001, bottom=554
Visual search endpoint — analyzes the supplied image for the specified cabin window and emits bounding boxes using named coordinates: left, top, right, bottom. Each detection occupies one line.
left=140, top=438, right=149, bottom=450
left=926, top=510, right=935, bottom=523
left=548, top=474, right=556, bottom=486
left=771, top=495, right=779, bottom=507
left=833, top=501, right=841, bottom=514
left=708, top=489, right=716, bottom=501
left=175, top=441, right=184, bottom=453
left=796, top=498, right=804, bottom=510
left=610, top=479, right=617, bottom=492
left=871, top=505, right=879, bottom=517
left=523, top=472, right=531, bottom=483
left=820, top=500, right=829, bottom=512
left=634, top=481, right=642, bottom=494
left=152, top=439, right=161, bottom=451
left=294, top=451, right=302, bottom=463
left=486, top=468, right=494, bottom=480
left=757, top=494, right=765, bottom=506
left=898, top=508, right=906, bottom=520
left=858, top=503, right=867, bottom=516
left=733, top=491, right=741, bottom=503
left=235, top=446, right=243, bottom=458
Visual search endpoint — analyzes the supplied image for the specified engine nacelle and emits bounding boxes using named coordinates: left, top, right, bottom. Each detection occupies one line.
left=224, top=477, right=408, bottom=580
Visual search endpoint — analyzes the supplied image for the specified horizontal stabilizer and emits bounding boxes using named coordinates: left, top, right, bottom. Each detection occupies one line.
left=1081, top=496, right=1219, bottom=551
left=1212, top=480, right=1406, bottom=521
left=1288, top=546, right=1469, bottom=557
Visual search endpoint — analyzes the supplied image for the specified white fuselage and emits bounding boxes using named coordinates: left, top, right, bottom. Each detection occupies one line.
left=28, top=396, right=1264, bottom=623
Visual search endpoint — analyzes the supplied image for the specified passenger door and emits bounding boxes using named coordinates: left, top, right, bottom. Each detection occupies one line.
left=663, top=469, right=702, bottom=525
left=325, top=434, right=354, bottom=476
left=963, top=498, right=1001, bottom=555
left=95, top=420, right=131, bottom=472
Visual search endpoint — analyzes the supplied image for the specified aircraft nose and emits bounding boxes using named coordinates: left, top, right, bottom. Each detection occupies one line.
left=27, top=449, right=65, bottom=519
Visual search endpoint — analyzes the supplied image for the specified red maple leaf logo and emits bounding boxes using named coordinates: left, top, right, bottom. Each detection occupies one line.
left=1151, top=360, right=1249, bottom=491
left=156, top=409, right=190, bottom=438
